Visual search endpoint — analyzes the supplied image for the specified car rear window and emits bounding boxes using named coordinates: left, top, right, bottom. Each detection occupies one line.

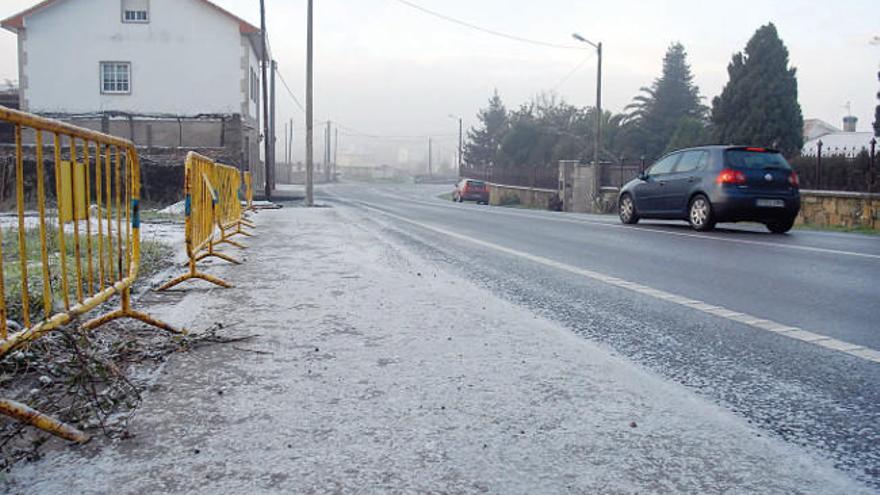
left=468, top=181, right=486, bottom=187
left=724, top=149, right=791, bottom=170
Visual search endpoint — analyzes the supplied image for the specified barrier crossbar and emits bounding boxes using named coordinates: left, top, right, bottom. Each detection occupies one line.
left=0, top=105, right=182, bottom=442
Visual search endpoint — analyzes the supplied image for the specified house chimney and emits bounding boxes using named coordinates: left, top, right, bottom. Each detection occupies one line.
left=843, top=115, right=857, bottom=132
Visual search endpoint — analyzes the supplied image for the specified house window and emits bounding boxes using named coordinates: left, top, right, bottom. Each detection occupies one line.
left=250, top=69, right=259, bottom=104
left=101, top=62, right=131, bottom=94
left=122, top=0, right=149, bottom=23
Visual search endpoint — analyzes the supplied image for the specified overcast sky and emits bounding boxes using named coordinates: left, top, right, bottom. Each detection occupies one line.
left=1, top=0, right=878, bottom=163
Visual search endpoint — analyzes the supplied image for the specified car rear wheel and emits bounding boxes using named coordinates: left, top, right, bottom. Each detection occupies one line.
left=619, top=194, right=639, bottom=224
left=766, top=217, right=795, bottom=234
left=688, top=194, right=716, bottom=231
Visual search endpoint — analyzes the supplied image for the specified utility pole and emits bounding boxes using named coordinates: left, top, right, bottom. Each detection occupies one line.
left=289, top=118, right=294, bottom=168
left=572, top=34, right=603, bottom=207
left=595, top=42, right=602, bottom=171
left=428, top=138, right=433, bottom=177
left=458, top=117, right=463, bottom=176
left=260, top=0, right=271, bottom=200
left=284, top=120, right=289, bottom=169
left=305, top=0, right=314, bottom=206
left=449, top=114, right=463, bottom=177
left=334, top=127, right=338, bottom=182
left=270, top=60, right=277, bottom=192
left=325, top=121, right=332, bottom=182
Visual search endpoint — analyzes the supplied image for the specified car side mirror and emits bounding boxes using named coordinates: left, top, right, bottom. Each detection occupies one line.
left=638, top=171, right=649, bottom=181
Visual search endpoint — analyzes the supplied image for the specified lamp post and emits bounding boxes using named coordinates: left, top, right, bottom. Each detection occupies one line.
left=572, top=33, right=602, bottom=171
left=449, top=114, right=463, bottom=177
left=572, top=33, right=602, bottom=208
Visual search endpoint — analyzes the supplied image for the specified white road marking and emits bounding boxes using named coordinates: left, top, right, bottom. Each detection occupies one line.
left=377, top=192, right=880, bottom=261
left=353, top=199, right=880, bottom=365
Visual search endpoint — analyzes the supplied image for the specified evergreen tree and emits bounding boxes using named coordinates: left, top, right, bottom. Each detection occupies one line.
left=464, top=91, right=508, bottom=168
left=874, top=70, right=879, bottom=138
left=665, top=116, right=712, bottom=153
left=711, top=23, right=804, bottom=156
left=624, top=43, right=707, bottom=159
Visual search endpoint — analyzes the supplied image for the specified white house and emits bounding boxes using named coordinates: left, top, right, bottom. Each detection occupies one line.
left=801, top=116, right=877, bottom=158
left=2, top=0, right=266, bottom=173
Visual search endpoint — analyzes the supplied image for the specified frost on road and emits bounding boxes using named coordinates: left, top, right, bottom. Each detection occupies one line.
left=4, top=207, right=870, bottom=494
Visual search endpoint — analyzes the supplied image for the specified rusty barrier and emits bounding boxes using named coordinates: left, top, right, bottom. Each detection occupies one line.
left=157, top=152, right=240, bottom=291
left=0, top=106, right=182, bottom=442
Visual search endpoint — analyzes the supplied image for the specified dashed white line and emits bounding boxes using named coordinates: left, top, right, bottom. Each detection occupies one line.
left=353, top=199, right=880, bottom=365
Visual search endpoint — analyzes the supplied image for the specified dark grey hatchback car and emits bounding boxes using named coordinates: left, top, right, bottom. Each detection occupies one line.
left=618, top=146, right=801, bottom=233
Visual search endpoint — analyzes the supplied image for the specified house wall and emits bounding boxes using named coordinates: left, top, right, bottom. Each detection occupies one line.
left=20, top=0, right=248, bottom=116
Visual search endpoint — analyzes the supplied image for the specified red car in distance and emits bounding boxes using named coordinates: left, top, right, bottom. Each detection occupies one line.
left=453, top=179, right=489, bottom=205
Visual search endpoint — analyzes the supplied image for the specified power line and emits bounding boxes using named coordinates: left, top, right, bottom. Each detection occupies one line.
left=277, top=70, right=306, bottom=113
left=552, top=52, right=596, bottom=91
left=392, top=0, right=587, bottom=51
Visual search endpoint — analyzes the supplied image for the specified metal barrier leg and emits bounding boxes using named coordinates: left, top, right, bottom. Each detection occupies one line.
left=195, top=250, right=242, bottom=265
left=0, top=399, right=89, bottom=443
left=215, top=235, right=247, bottom=250
left=158, top=260, right=232, bottom=291
left=82, top=289, right=186, bottom=334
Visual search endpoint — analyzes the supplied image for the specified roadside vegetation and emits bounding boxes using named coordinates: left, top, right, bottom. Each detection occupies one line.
left=1, top=227, right=172, bottom=325
left=463, top=23, right=805, bottom=175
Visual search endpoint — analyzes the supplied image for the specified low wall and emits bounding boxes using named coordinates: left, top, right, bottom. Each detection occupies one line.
left=797, top=190, right=879, bottom=230
left=488, top=183, right=558, bottom=209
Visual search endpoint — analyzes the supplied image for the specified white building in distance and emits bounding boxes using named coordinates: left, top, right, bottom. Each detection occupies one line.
left=802, top=116, right=877, bottom=158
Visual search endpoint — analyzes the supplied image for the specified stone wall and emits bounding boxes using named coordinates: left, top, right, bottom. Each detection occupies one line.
left=797, top=190, right=879, bottom=230
left=488, top=183, right=558, bottom=209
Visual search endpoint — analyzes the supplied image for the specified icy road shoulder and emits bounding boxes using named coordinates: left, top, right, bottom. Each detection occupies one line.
left=4, top=206, right=870, bottom=494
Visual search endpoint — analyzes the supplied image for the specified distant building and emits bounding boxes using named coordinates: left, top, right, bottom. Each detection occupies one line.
left=802, top=116, right=877, bottom=158
left=803, top=118, right=840, bottom=142
left=2, top=0, right=266, bottom=178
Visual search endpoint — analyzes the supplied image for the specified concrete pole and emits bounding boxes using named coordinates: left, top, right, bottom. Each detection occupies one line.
left=334, top=127, right=339, bottom=181
left=458, top=117, right=463, bottom=176
left=325, top=121, right=331, bottom=182
left=593, top=42, right=603, bottom=205
left=428, top=138, right=433, bottom=177
left=270, top=60, right=277, bottom=192
left=305, top=0, right=314, bottom=206
left=259, top=0, right=271, bottom=200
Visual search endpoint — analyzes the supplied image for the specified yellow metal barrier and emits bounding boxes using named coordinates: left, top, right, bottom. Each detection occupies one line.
left=214, top=163, right=254, bottom=248
left=0, top=106, right=182, bottom=442
left=243, top=171, right=256, bottom=213
left=158, top=153, right=239, bottom=290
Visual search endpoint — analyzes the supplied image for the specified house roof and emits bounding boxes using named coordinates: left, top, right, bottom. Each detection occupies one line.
left=2, top=0, right=259, bottom=34
left=803, top=118, right=841, bottom=141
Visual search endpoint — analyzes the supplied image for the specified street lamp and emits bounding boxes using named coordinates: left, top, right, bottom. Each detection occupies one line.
left=571, top=33, right=603, bottom=175
left=449, top=114, right=463, bottom=177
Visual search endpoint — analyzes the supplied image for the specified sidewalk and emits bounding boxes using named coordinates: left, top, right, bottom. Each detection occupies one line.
left=4, top=206, right=869, bottom=494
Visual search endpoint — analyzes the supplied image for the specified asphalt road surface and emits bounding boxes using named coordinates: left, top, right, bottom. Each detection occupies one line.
left=322, top=182, right=880, bottom=488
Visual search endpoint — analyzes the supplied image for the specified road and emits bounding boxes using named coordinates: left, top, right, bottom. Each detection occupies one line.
left=323, top=182, right=880, bottom=487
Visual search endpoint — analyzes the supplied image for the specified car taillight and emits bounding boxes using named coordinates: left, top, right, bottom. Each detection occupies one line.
left=716, top=168, right=746, bottom=185
left=788, top=171, right=800, bottom=188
